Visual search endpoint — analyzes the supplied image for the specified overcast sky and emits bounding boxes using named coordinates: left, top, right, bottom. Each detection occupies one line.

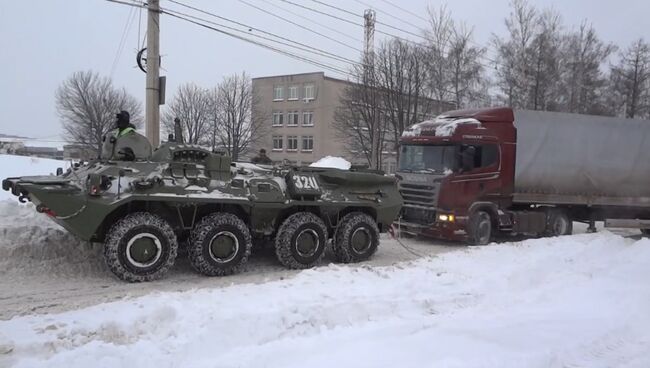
left=0, top=0, right=648, bottom=140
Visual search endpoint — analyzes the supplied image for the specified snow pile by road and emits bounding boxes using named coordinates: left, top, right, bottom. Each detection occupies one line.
left=0, top=201, right=102, bottom=279
left=0, top=154, right=67, bottom=201
left=310, top=156, right=351, bottom=170
left=2, top=232, right=649, bottom=367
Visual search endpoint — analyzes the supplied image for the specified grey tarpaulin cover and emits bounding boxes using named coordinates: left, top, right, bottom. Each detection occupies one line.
left=513, top=110, right=650, bottom=205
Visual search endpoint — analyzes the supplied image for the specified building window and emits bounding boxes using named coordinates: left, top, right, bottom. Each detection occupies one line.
left=302, top=111, right=314, bottom=126
left=287, top=111, right=299, bottom=126
left=304, top=84, right=315, bottom=100
left=301, top=135, right=314, bottom=152
left=288, top=85, right=299, bottom=100
left=272, top=111, right=284, bottom=126
left=273, top=85, right=283, bottom=101
left=287, top=136, right=298, bottom=151
left=272, top=136, right=283, bottom=151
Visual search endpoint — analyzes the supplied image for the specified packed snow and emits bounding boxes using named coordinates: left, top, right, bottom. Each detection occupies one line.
left=1, top=228, right=649, bottom=367
left=309, top=156, right=351, bottom=170
left=0, top=154, right=67, bottom=201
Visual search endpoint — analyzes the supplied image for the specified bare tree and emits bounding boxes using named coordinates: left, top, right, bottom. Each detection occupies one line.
left=375, top=39, right=436, bottom=160
left=424, top=6, right=487, bottom=108
left=209, top=72, right=266, bottom=161
left=333, top=64, right=385, bottom=167
left=162, top=83, right=211, bottom=144
left=608, top=39, right=650, bottom=118
left=559, top=22, right=615, bottom=114
left=55, top=70, right=142, bottom=155
left=493, top=0, right=541, bottom=108
left=335, top=39, right=441, bottom=168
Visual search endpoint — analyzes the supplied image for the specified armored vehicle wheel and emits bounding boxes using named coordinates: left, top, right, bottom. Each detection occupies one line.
left=467, top=210, right=492, bottom=245
left=104, top=212, right=178, bottom=282
left=545, top=209, right=573, bottom=237
left=333, top=212, right=379, bottom=263
left=275, top=212, right=328, bottom=269
left=188, top=212, right=252, bottom=276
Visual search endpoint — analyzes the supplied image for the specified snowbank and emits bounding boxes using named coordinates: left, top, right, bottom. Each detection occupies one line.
left=0, top=154, right=67, bottom=201
left=309, top=156, right=351, bottom=170
left=2, top=232, right=649, bottom=367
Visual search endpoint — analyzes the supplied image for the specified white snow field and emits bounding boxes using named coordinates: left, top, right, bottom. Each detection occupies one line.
left=1, top=230, right=649, bottom=367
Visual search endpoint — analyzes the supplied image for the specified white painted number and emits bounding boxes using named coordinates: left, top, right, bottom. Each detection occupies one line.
left=292, top=175, right=319, bottom=190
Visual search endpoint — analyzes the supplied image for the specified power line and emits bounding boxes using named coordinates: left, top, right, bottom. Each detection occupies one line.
left=309, top=0, right=427, bottom=41
left=162, top=10, right=355, bottom=79
left=259, top=0, right=362, bottom=43
left=299, top=0, right=502, bottom=67
left=106, top=0, right=358, bottom=77
left=278, top=0, right=361, bottom=27
left=167, top=0, right=360, bottom=66
left=110, top=2, right=137, bottom=78
left=238, top=0, right=362, bottom=53
left=353, top=0, right=418, bottom=29
left=380, top=0, right=429, bottom=23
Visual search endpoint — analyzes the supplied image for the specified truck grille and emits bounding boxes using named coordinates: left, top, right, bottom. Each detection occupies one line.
left=398, top=181, right=439, bottom=225
left=399, top=183, right=438, bottom=206
left=400, top=206, right=436, bottom=225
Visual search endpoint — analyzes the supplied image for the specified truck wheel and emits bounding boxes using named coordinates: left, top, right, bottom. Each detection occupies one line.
left=275, top=212, right=328, bottom=269
left=333, top=212, right=379, bottom=263
left=545, top=209, right=573, bottom=236
left=188, top=213, right=252, bottom=276
left=640, top=229, right=650, bottom=236
left=467, top=211, right=492, bottom=245
left=104, top=212, right=178, bottom=282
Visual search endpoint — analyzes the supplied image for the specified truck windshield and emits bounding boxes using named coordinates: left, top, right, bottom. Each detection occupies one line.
left=399, top=144, right=456, bottom=173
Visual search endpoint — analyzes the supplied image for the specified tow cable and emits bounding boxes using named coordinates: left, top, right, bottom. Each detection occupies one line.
left=388, top=224, right=426, bottom=258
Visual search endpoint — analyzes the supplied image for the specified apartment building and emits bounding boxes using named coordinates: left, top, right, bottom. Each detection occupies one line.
left=252, top=72, right=355, bottom=167
left=251, top=71, right=450, bottom=173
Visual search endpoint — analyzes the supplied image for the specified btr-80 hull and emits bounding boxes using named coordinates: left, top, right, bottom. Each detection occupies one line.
left=3, top=143, right=402, bottom=282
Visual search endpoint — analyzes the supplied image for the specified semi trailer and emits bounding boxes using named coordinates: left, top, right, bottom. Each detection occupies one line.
left=397, top=107, right=650, bottom=244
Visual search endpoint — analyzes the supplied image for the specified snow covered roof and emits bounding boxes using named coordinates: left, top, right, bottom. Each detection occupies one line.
left=402, top=116, right=482, bottom=138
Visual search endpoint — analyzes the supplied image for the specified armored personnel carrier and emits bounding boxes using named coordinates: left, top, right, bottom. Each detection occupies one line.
left=3, top=141, right=402, bottom=282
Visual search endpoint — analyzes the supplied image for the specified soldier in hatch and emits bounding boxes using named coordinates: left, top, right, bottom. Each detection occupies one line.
left=251, top=148, right=273, bottom=165
left=101, top=110, right=152, bottom=161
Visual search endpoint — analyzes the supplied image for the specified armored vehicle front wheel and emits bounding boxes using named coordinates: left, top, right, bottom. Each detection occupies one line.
left=275, top=212, right=328, bottom=269
left=333, top=212, right=379, bottom=263
left=188, top=212, right=252, bottom=276
left=104, top=212, right=178, bottom=282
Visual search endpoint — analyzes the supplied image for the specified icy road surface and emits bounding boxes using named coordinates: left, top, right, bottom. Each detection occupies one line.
left=1, top=217, right=649, bottom=367
left=0, top=200, right=456, bottom=320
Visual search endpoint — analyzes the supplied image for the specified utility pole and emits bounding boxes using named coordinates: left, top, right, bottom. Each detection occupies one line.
left=145, top=0, right=161, bottom=147
left=364, top=9, right=378, bottom=170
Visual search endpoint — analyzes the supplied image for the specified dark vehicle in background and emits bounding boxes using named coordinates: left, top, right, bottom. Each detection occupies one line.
left=3, top=140, right=402, bottom=282
left=397, top=107, right=650, bottom=244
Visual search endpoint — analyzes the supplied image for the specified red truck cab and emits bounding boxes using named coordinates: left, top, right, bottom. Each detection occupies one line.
left=397, top=107, right=519, bottom=243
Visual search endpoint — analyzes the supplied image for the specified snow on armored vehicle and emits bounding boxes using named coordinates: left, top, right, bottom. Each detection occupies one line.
left=3, top=142, right=402, bottom=282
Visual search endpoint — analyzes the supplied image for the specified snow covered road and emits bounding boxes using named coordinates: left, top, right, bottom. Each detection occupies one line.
left=2, top=229, right=649, bottom=367
left=0, top=200, right=456, bottom=319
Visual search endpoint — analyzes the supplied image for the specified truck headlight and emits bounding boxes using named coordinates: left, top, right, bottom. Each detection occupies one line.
left=438, top=214, right=455, bottom=222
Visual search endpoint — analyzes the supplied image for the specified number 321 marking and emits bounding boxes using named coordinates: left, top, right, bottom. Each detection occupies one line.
left=292, top=175, right=319, bottom=190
